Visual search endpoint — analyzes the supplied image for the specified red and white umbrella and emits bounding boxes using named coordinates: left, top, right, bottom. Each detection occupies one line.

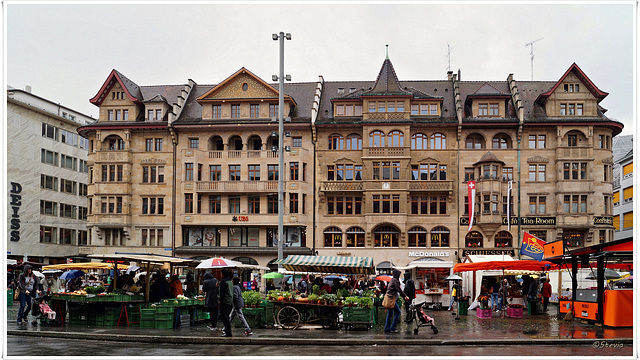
left=196, top=257, right=242, bottom=269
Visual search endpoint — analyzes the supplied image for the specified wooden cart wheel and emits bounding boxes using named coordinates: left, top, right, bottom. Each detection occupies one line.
left=320, top=309, right=339, bottom=329
left=277, top=306, right=301, bottom=329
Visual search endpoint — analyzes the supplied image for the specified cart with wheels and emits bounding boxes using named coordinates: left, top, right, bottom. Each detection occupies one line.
left=271, top=301, right=342, bottom=329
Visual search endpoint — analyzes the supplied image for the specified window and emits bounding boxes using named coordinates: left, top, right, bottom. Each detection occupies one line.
left=613, top=191, right=620, bottom=206
left=374, top=226, right=399, bottom=247
left=60, top=154, right=77, bottom=170
left=465, top=134, right=484, bottom=149
left=184, top=194, right=193, bottom=213
left=346, top=227, right=365, bottom=247
left=267, top=164, right=278, bottom=181
left=388, top=131, right=404, bottom=147
left=604, top=195, right=612, bottom=215
left=40, top=200, right=58, bottom=216
left=345, top=134, right=362, bottom=150
left=465, top=231, right=483, bottom=248
left=292, top=137, right=302, bottom=148
left=329, top=134, right=344, bottom=150
left=115, top=110, right=122, bottom=121
left=489, top=103, right=499, bottom=116
left=42, top=123, right=58, bottom=140
left=290, top=162, right=299, bottom=181
left=212, top=105, right=221, bottom=118
left=145, top=139, right=153, bottom=152
left=231, top=105, right=240, bottom=118
left=41, top=149, right=58, bottom=166
left=494, top=231, right=512, bottom=248
left=430, top=133, right=446, bottom=150
left=564, top=84, right=580, bottom=92
left=102, top=165, right=123, bottom=182
left=142, top=197, right=164, bottom=215
left=289, top=193, right=299, bottom=213
left=410, top=196, right=446, bottom=215
left=563, top=162, right=587, bottom=180
left=100, top=196, right=122, bottom=214
left=107, top=137, right=125, bottom=150
left=464, top=168, right=475, bottom=182
left=369, top=131, right=384, bottom=147
left=79, top=136, right=89, bottom=150
left=60, top=130, right=78, bottom=146
left=411, top=133, right=428, bottom=150
left=613, top=215, right=620, bottom=231
left=245, top=165, right=260, bottom=181
left=568, top=134, right=578, bottom=146
left=78, top=207, right=87, bottom=220
left=326, top=196, right=362, bottom=215
left=372, top=194, right=400, bottom=214
left=529, top=196, right=546, bottom=214
left=529, top=164, right=546, bottom=182
left=250, top=104, right=260, bottom=118
left=563, top=195, right=587, bottom=213
left=60, top=179, right=77, bottom=195
left=40, top=226, right=56, bottom=243
left=408, top=226, right=428, bottom=247
left=623, top=211, right=633, bottom=229
left=623, top=186, right=633, bottom=203
left=269, top=104, right=279, bottom=118
left=143, top=165, right=164, bottom=183
left=478, top=103, right=488, bottom=116
left=623, top=162, right=633, bottom=177
left=334, top=103, right=363, bottom=117
left=189, top=138, right=199, bottom=149
left=104, top=228, right=126, bottom=246
left=248, top=195, right=260, bottom=214
left=324, top=227, right=343, bottom=247
left=142, top=229, right=164, bottom=247
left=598, top=135, right=611, bottom=149
left=185, top=163, right=194, bottom=181
left=226, top=165, right=240, bottom=181
left=503, top=195, right=514, bottom=215
left=604, top=164, right=611, bottom=182
left=492, top=134, right=511, bottom=149
left=41, top=175, right=58, bottom=191
left=482, top=164, right=498, bottom=179
left=205, top=196, right=220, bottom=214
left=79, top=159, right=89, bottom=173
left=502, top=167, right=513, bottom=181
left=267, top=195, right=278, bottom=214
left=58, top=228, right=75, bottom=245
left=78, top=230, right=88, bottom=245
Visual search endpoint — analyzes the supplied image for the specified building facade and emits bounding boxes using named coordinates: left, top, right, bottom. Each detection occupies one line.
left=79, top=60, right=623, bottom=284
left=7, top=87, right=94, bottom=264
left=613, top=148, right=633, bottom=241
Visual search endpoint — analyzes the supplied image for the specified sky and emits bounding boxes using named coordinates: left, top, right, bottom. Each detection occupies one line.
left=4, top=2, right=636, bottom=135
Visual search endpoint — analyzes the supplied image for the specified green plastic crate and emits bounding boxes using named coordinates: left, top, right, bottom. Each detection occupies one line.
left=7, top=289, right=14, bottom=306
left=155, top=313, right=172, bottom=321
left=156, top=305, right=174, bottom=314
left=140, top=319, right=155, bottom=329
left=155, top=319, right=173, bottom=329
left=343, top=307, right=374, bottom=323
left=141, top=309, right=156, bottom=319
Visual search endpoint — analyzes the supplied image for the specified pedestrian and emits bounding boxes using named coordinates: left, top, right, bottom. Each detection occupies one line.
left=521, top=275, right=530, bottom=308
left=497, top=279, right=510, bottom=312
left=266, top=279, right=275, bottom=292
left=169, top=275, right=183, bottom=298
left=251, top=277, right=258, bottom=292
left=528, top=276, right=539, bottom=299
left=297, top=275, right=307, bottom=294
left=490, top=279, right=500, bottom=311
left=202, top=272, right=220, bottom=332
left=229, top=277, right=253, bottom=336
left=17, top=264, right=38, bottom=325
left=384, top=269, right=409, bottom=333
left=403, top=274, right=416, bottom=322
left=218, top=268, right=234, bottom=337
left=149, top=273, right=172, bottom=302
left=306, top=275, right=315, bottom=294
left=447, top=280, right=460, bottom=312
left=541, top=278, right=552, bottom=312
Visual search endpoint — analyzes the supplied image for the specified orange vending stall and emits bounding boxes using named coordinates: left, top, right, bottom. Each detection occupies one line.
left=603, top=289, right=633, bottom=327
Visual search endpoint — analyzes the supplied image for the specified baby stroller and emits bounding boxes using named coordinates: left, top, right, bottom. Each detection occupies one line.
left=32, top=295, right=61, bottom=326
left=407, top=300, right=438, bottom=334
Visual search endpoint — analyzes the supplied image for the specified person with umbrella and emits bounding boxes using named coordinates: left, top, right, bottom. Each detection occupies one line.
left=219, top=268, right=234, bottom=337
left=202, top=272, right=220, bottom=332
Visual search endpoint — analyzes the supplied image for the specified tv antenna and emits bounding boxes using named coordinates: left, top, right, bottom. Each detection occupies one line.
left=525, top=38, right=543, bottom=80
left=446, top=43, right=452, bottom=71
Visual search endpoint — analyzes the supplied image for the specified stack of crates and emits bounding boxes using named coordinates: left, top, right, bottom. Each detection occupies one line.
left=178, top=313, right=191, bottom=328
left=127, top=305, right=140, bottom=326
left=155, top=305, right=174, bottom=329
left=94, top=309, right=105, bottom=327
left=69, top=304, right=89, bottom=326
left=104, top=307, right=119, bottom=326
left=140, top=307, right=156, bottom=329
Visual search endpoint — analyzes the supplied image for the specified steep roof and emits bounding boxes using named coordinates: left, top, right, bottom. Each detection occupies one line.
left=536, top=63, right=608, bottom=103
left=90, top=69, right=143, bottom=106
left=361, top=58, right=413, bottom=97
left=473, top=151, right=506, bottom=166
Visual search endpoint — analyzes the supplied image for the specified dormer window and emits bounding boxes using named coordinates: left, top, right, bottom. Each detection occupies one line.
left=564, top=84, right=580, bottom=92
left=335, top=104, right=363, bottom=116
left=212, top=105, right=221, bottom=118
left=478, top=102, right=500, bottom=117
left=560, top=103, right=583, bottom=116
left=411, top=103, right=438, bottom=115
left=368, top=100, right=405, bottom=113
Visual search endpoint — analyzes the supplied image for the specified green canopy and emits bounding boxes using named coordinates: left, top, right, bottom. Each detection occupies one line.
left=263, top=271, right=284, bottom=279
left=275, top=255, right=374, bottom=275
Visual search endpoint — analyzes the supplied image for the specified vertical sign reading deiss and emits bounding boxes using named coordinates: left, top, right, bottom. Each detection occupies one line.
left=9, top=182, right=22, bottom=241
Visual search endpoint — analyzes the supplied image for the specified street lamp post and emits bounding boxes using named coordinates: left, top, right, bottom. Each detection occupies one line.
left=273, top=32, right=291, bottom=268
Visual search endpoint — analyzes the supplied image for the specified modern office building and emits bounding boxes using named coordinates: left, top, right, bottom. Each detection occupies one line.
left=7, top=86, right=94, bottom=264
left=613, top=147, right=633, bottom=241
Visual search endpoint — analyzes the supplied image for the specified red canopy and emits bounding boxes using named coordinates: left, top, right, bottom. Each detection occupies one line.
left=453, top=260, right=555, bottom=273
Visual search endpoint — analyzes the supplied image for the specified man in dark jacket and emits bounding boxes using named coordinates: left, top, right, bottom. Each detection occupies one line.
left=202, top=272, right=220, bottom=331
left=218, top=268, right=234, bottom=337
left=149, top=273, right=172, bottom=303
left=403, top=274, right=416, bottom=322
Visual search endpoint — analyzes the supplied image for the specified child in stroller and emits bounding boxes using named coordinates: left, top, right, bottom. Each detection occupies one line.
left=32, top=295, right=61, bottom=326
left=407, top=300, right=438, bottom=334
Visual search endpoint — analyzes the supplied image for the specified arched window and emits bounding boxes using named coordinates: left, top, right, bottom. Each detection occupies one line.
left=465, top=134, right=485, bottom=149
left=328, top=134, right=344, bottom=150
left=565, top=130, right=586, bottom=147
left=388, top=130, right=404, bottom=147
left=465, top=231, right=483, bottom=248
left=373, top=225, right=399, bottom=247
left=208, top=135, right=223, bottom=151
left=494, top=231, right=512, bottom=248
left=228, top=135, right=243, bottom=150
left=104, top=135, right=125, bottom=150
left=346, top=134, right=362, bottom=150
left=346, top=226, right=365, bottom=247
left=411, top=133, right=428, bottom=150
left=492, top=133, right=511, bottom=149
left=430, top=133, right=446, bottom=150
left=324, top=226, right=342, bottom=247
left=369, top=130, right=385, bottom=147
left=431, top=226, right=450, bottom=247
left=408, top=226, right=428, bottom=247
left=247, top=135, right=262, bottom=150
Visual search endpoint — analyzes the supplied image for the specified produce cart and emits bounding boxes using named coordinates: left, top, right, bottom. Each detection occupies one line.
left=273, top=255, right=375, bottom=330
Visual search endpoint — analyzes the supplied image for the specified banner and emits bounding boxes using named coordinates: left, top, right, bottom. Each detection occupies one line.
left=467, top=181, right=476, bottom=232
left=520, top=232, right=546, bottom=261
left=507, top=180, right=512, bottom=231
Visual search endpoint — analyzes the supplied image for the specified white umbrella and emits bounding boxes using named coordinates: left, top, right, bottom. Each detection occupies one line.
left=196, top=257, right=243, bottom=269
left=444, top=274, right=463, bottom=281
left=126, top=264, right=141, bottom=274
left=32, top=270, right=45, bottom=279
left=134, top=272, right=147, bottom=282
left=42, top=269, right=63, bottom=274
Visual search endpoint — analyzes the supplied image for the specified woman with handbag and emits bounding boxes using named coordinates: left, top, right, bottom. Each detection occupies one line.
left=16, top=264, right=38, bottom=325
left=383, top=269, right=409, bottom=333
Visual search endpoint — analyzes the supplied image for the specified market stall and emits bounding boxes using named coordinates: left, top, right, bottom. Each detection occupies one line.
left=394, top=258, right=453, bottom=310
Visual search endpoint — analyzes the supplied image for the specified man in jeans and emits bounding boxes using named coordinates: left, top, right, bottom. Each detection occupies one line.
left=218, top=268, right=234, bottom=337
left=202, top=272, right=220, bottom=332
left=490, top=279, right=500, bottom=311
left=229, top=277, right=253, bottom=336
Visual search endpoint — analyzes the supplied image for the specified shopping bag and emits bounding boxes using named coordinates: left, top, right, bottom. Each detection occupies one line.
left=382, top=294, right=397, bottom=309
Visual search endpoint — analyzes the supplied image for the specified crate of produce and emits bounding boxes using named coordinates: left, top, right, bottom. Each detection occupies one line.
left=476, top=308, right=492, bottom=318
left=201, top=311, right=210, bottom=320
left=155, top=319, right=173, bottom=329
left=140, top=319, right=155, bottom=329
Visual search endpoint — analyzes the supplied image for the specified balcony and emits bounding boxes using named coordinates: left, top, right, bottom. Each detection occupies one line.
left=97, top=150, right=131, bottom=162
left=558, top=146, right=590, bottom=159
left=194, top=181, right=281, bottom=193
left=363, top=147, right=409, bottom=158
left=408, top=180, right=454, bottom=192
left=320, top=181, right=364, bottom=192
left=188, top=148, right=311, bottom=160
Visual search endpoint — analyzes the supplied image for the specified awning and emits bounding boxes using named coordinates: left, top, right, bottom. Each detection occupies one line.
left=453, top=260, right=555, bottom=273
left=275, top=255, right=375, bottom=274
left=42, top=262, right=129, bottom=270
left=88, top=253, right=196, bottom=265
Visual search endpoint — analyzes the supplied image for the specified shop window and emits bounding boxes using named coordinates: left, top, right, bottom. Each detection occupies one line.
left=408, top=226, right=428, bottom=247
left=324, top=227, right=342, bottom=247
left=345, top=227, right=365, bottom=247
left=494, top=231, right=512, bottom=248
left=563, top=230, right=584, bottom=248
left=374, top=225, right=399, bottom=247
left=430, top=226, right=450, bottom=247
left=465, top=231, right=483, bottom=248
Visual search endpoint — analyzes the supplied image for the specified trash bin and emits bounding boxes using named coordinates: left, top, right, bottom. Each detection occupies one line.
left=458, top=301, right=468, bottom=316
left=528, top=300, right=540, bottom=315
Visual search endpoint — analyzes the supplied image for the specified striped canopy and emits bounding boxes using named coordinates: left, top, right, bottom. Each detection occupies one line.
left=275, top=255, right=375, bottom=275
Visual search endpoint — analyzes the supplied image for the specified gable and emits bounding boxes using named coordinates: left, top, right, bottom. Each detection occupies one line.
left=197, top=68, right=280, bottom=102
left=536, top=63, right=608, bottom=103
left=90, top=69, right=142, bottom=106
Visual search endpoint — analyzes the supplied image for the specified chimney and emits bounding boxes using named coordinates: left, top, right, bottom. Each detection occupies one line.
left=25, top=85, right=32, bottom=93
left=447, top=71, right=453, bottom=82
left=457, top=69, right=461, bottom=81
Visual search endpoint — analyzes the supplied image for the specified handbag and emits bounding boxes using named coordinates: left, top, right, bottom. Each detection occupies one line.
left=382, top=293, right=397, bottom=309
left=13, top=288, right=20, bottom=300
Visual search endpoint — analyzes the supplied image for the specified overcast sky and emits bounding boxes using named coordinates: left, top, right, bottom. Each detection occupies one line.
left=5, top=2, right=635, bottom=135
